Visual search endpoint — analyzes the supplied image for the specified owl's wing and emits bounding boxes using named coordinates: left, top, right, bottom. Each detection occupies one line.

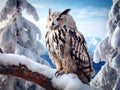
left=63, top=25, right=92, bottom=83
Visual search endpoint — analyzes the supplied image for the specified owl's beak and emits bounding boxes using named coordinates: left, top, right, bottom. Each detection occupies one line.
left=52, top=20, right=58, bottom=26
left=52, top=22, right=55, bottom=26
left=50, top=20, right=59, bottom=30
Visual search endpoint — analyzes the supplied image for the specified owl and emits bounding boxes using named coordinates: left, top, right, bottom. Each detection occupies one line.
left=45, top=8, right=93, bottom=84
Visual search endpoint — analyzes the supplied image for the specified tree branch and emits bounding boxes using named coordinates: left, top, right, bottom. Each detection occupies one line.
left=0, top=53, right=57, bottom=90
left=0, top=53, right=100, bottom=90
left=0, top=64, right=56, bottom=90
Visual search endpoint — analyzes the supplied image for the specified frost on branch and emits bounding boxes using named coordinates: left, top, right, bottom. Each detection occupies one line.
left=0, top=53, right=102, bottom=90
left=0, top=0, right=48, bottom=90
left=0, top=0, right=39, bottom=22
left=91, top=0, right=120, bottom=89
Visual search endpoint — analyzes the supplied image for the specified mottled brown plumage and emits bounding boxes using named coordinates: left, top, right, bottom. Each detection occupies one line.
left=45, top=8, right=93, bottom=84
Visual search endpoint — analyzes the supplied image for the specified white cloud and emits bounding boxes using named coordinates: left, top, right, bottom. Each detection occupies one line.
left=76, top=18, right=107, bottom=39
left=0, top=0, right=109, bottom=40
left=72, top=7, right=109, bottom=19
left=32, top=4, right=45, bottom=8
left=70, top=7, right=109, bottom=39
left=24, top=7, right=109, bottom=40
left=6, top=0, right=110, bottom=39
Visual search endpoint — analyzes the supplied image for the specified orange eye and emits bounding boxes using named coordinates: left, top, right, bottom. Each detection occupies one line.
left=57, top=18, right=63, bottom=22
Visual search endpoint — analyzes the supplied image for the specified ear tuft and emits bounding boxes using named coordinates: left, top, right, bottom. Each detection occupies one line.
left=49, top=8, right=52, bottom=15
left=60, top=9, right=71, bottom=15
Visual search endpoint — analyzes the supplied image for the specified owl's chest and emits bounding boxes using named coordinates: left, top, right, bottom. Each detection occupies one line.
left=45, top=30, right=60, bottom=53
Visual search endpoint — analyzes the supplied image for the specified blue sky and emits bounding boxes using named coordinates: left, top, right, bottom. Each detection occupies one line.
left=29, top=0, right=112, bottom=8
left=0, top=0, right=113, bottom=40
left=27, top=0, right=112, bottom=40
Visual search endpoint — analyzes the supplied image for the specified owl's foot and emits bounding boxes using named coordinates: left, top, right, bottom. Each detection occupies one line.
left=55, top=70, right=70, bottom=76
left=55, top=70, right=63, bottom=76
left=55, top=70, right=65, bottom=76
left=55, top=67, right=71, bottom=76
left=55, top=67, right=63, bottom=76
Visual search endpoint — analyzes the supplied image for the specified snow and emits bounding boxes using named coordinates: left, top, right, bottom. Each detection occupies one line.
left=23, top=17, right=41, bottom=40
left=111, top=21, right=120, bottom=50
left=0, top=0, right=39, bottom=22
left=0, top=2, right=44, bottom=62
left=111, top=54, right=120, bottom=70
left=90, top=62, right=117, bottom=89
left=52, top=74, right=102, bottom=90
left=93, top=39, right=108, bottom=63
left=91, top=0, right=120, bottom=89
left=16, top=12, right=23, bottom=29
left=0, top=53, right=55, bottom=78
left=113, top=77, right=120, bottom=90
left=0, top=0, right=47, bottom=90
left=21, top=0, right=39, bottom=21
left=0, top=53, right=102, bottom=90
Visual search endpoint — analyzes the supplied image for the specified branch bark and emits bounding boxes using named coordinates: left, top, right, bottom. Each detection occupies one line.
left=0, top=52, right=100, bottom=90
left=0, top=62, right=57, bottom=90
left=0, top=51, right=58, bottom=90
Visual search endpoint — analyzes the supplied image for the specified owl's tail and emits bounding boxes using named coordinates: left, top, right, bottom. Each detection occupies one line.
left=76, top=43, right=94, bottom=84
left=77, top=71, right=90, bottom=84
left=77, top=67, right=94, bottom=84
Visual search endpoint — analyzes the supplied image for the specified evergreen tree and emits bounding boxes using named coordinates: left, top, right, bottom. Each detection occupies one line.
left=0, top=0, right=49, bottom=90
left=91, top=0, right=120, bottom=89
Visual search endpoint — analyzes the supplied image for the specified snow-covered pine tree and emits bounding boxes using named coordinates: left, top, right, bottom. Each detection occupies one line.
left=0, top=0, right=49, bottom=90
left=90, top=0, right=120, bottom=89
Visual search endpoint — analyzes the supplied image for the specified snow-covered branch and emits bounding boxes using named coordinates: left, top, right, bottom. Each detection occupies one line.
left=0, top=53, right=101, bottom=90
left=0, top=53, right=56, bottom=90
left=91, top=0, right=120, bottom=89
left=0, top=0, right=48, bottom=89
left=0, top=63, right=55, bottom=90
left=0, top=0, right=39, bottom=22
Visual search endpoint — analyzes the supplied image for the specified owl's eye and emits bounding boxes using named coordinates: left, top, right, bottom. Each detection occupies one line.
left=57, top=18, right=63, bottom=22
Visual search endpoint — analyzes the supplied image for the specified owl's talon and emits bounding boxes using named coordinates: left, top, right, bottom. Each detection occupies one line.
left=55, top=70, right=68, bottom=77
left=55, top=71, right=59, bottom=76
left=55, top=71, right=62, bottom=76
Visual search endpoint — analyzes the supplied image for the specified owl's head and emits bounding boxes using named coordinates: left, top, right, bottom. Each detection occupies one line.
left=46, top=8, right=77, bottom=30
